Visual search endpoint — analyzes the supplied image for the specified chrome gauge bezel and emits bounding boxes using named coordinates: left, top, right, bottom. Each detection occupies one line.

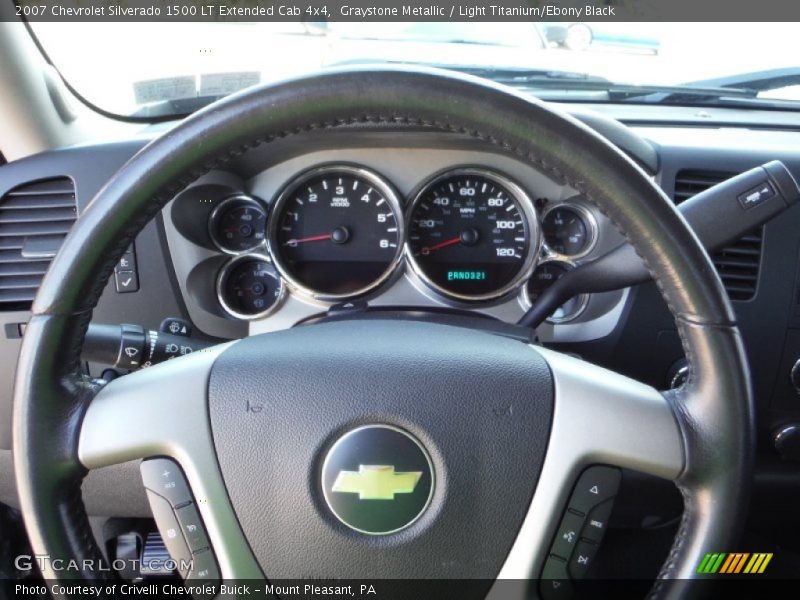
left=208, top=194, right=268, bottom=255
left=518, top=258, right=590, bottom=324
left=404, top=167, right=541, bottom=304
left=540, top=201, right=599, bottom=261
left=266, top=164, right=406, bottom=304
left=216, top=253, right=285, bottom=321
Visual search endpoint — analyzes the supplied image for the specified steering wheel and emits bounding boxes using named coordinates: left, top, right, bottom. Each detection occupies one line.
left=13, top=67, right=753, bottom=598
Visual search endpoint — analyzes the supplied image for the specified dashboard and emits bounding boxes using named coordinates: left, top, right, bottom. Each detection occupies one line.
left=164, top=140, right=626, bottom=343
left=2, top=107, right=800, bottom=519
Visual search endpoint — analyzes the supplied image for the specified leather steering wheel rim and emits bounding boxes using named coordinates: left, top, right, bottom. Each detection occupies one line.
left=13, top=66, right=753, bottom=597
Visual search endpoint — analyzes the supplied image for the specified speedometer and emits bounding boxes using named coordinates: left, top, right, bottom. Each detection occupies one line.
left=406, top=168, right=538, bottom=302
left=267, top=165, right=404, bottom=301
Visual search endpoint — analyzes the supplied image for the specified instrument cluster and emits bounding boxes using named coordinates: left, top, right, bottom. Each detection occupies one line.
left=206, top=163, right=599, bottom=322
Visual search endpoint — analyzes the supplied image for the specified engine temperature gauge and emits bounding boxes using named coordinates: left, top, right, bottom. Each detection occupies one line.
left=216, top=255, right=284, bottom=320
left=541, top=203, right=597, bottom=258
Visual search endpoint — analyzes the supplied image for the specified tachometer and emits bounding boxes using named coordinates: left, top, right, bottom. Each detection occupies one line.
left=268, top=165, right=404, bottom=300
left=406, top=168, right=538, bottom=302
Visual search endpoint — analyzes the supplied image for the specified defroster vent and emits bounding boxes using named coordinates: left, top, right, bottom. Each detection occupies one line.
left=0, top=177, right=77, bottom=310
left=674, top=169, right=762, bottom=301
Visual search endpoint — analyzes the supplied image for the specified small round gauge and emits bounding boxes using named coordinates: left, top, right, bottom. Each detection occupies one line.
left=268, top=165, right=404, bottom=300
left=209, top=195, right=267, bottom=254
left=523, top=261, right=588, bottom=323
left=406, top=168, right=538, bottom=302
left=541, top=203, right=597, bottom=258
left=216, top=255, right=284, bottom=320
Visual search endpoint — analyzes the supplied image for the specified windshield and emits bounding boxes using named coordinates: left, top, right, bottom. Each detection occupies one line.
left=29, top=22, right=800, bottom=119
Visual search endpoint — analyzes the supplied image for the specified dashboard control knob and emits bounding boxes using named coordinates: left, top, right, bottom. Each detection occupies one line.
left=790, top=359, right=800, bottom=395
left=116, top=324, right=147, bottom=370
left=773, top=424, right=800, bottom=462
left=82, top=323, right=212, bottom=370
left=667, top=359, right=690, bottom=390
left=159, top=317, right=192, bottom=338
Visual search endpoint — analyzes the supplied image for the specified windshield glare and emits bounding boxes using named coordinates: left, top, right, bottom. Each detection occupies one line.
left=29, top=22, right=800, bottom=118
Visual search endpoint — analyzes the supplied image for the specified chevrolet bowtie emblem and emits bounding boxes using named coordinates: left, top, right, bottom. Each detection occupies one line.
left=332, top=465, right=422, bottom=500
left=322, top=426, right=433, bottom=534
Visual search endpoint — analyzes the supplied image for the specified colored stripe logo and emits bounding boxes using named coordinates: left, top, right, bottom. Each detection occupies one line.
left=697, top=552, right=773, bottom=574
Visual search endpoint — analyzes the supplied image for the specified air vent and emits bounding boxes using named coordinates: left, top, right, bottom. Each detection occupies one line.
left=0, top=177, right=76, bottom=310
left=674, top=169, right=762, bottom=301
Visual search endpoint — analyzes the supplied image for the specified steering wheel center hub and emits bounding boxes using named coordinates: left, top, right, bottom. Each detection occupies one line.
left=207, top=319, right=553, bottom=578
left=321, top=424, right=434, bottom=535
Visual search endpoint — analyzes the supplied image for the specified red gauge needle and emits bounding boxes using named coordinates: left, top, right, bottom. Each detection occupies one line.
left=421, top=236, right=461, bottom=254
left=284, top=233, right=332, bottom=247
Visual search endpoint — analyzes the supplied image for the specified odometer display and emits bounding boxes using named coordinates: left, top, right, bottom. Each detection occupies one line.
left=268, top=166, right=404, bottom=300
left=406, top=169, right=537, bottom=301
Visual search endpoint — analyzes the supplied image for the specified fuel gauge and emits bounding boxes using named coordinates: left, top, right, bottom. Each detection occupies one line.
left=216, top=255, right=284, bottom=320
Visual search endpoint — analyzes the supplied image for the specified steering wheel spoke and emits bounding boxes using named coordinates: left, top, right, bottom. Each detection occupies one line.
left=78, top=342, right=262, bottom=579
left=495, top=346, right=684, bottom=585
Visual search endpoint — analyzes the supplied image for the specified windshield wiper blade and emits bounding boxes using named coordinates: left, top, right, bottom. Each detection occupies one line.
left=686, top=67, right=800, bottom=93
left=443, top=66, right=610, bottom=84
left=322, top=61, right=609, bottom=85
left=473, top=67, right=800, bottom=107
left=430, top=67, right=760, bottom=101
left=606, top=84, right=757, bottom=104
left=616, top=68, right=800, bottom=106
